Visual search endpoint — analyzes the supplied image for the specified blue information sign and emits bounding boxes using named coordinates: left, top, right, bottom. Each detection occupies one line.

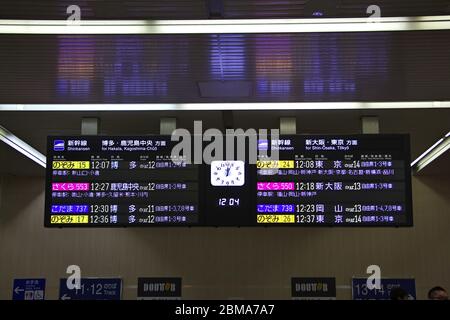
left=352, top=278, right=416, bottom=300
left=12, top=279, right=46, bottom=300
left=59, top=278, right=122, bottom=300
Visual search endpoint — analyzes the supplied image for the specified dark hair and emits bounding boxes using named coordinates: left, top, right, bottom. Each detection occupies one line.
left=428, top=286, right=447, bottom=299
left=390, top=287, right=409, bottom=300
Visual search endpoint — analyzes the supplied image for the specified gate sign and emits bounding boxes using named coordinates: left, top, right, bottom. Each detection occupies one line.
left=59, top=278, right=122, bottom=300
left=291, top=277, right=336, bottom=300
left=12, top=279, right=46, bottom=300
left=137, top=277, right=182, bottom=299
left=352, top=278, right=416, bottom=300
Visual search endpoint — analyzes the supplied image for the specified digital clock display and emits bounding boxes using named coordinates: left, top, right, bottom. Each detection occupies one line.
left=218, top=198, right=241, bottom=207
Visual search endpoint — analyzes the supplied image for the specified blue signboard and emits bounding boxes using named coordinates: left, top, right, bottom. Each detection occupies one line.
left=12, top=279, right=46, bottom=300
left=59, top=278, right=122, bottom=300
left=352, top=278, right=416, bottom=300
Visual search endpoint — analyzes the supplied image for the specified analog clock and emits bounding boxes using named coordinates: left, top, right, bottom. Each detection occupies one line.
left=210, top=160, right=245, bottom=186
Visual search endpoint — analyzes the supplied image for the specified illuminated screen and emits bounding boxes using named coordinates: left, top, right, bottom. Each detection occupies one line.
left=45, top=135, right=412, bottom=227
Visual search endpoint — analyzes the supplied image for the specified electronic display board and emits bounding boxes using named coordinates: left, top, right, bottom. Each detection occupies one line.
left=255, top=135, right=412, bottom=226
left=46, top=136, right=199, bottom=226
left=45, top=134, right=412, bottom=227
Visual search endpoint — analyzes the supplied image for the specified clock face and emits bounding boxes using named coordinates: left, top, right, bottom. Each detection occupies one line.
left=210, top=161, right=245, bottom=187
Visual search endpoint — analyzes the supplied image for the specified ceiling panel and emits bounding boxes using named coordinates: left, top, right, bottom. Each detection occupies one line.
left=0, top=31, right=450, bottom=104
left=0, top=0, right=209, bottom=20
left=224, top=0, right=450, bottom=18
left=0, top=0, right=449, bottom=20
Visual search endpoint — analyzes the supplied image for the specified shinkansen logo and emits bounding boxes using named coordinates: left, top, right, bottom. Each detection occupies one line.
left=143, top=282, right=176, bottom=293
left=54, top=140, right=65, bottom=151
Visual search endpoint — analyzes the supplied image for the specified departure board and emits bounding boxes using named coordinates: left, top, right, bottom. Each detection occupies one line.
left=45, top=134, right=412, bottom=227
left=46, top=136, right=199, bottom=226
left=255, top=135, right=412, bottom=226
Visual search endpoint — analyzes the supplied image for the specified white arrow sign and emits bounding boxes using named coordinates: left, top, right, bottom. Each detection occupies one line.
left=14, top=287, right=24, bottom=295
left=61, top=294, right=71, bottom=300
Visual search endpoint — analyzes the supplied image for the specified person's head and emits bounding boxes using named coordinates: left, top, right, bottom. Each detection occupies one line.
left=428, top=286, right=449, bottom=300
left=390, top=287, right=409, bottom=300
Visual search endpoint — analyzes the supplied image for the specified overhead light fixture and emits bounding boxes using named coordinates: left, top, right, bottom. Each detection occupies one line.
left=0, top=125, right=46, bottom=168
left=0, top=101, right=449, bottom=111
left=411, top=131, right=450, bottom=173
left=0, top=16, right=450, bottom=34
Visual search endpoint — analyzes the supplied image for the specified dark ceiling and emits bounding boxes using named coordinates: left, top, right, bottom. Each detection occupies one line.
left=1, top=0, right=449, bottom=19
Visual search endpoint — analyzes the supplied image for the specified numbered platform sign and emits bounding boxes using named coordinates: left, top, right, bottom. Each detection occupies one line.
left=59, top=278, right=122, bottom=300
left=352, top=278, right=416, bottom=300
